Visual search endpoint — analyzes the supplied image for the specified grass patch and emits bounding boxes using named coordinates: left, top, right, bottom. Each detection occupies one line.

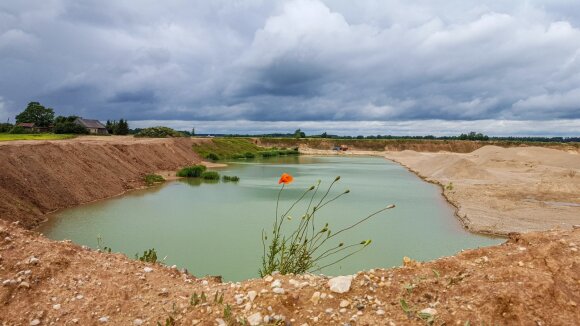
left=201, top=171, right=220, bottom=180
left=144, top=174, right=165, bottom=186
left=192, top=138, right=298, bottom=160
left=135, top=248, right=158, bottom=263
left=222, top=175, right=240, bottom=182
left=135, top=126, right=185, bottom=138
left=177, top=165, right=206, bottom=177
left=0, top=133, right=76, bottom=142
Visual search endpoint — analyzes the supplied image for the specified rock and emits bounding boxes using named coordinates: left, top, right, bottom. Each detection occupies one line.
left=310, top=291, right=321, bottom=304
left=420, top=307, right=438, bottom=315
left=28, top=257, right=40, bottom=265
left=247, top=312, right=262, bottom=326
left=272, top=287, right=285, bottom=294
left=30, top=320, right=41, bottom=326
left=340, top=300, right=350, bottom=308
left=158, top=288, right=169, bottom=297
left=143, top=267, right=153, bottom=273
left=376, top=310, right=385, bottom=315
left=133, top=319, right=143, bottom=325
left=328, top=276, right=353, bottom=293
left=98, top=316, right=109, bottom=323
left=52, top=304, right=61, bottom=310
left=264, top=275, right=274, bottom=282
left=19, top=281, right=30, bottom=288
left=248, top=290, right=257, bottom=302
left=271, top=279, right=282, bottom=288
left=216, top=318, right=226, bottom=326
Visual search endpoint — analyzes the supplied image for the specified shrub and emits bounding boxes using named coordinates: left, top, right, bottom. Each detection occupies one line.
left=244, top=152, right=256, bottom=159
left=201, top=171, right=220, bottom=180
left=231, top=154, right=246, bottom=159
left=259, top=150, right=280, bottom=158
left=8, top=126, right=26, bottom=134
left=135, top=126, right=184, bottom=138
left=222, top=175, right=240, bottom=182
left=260, top=174, right=395, bottom=276
left=135, top=248, right=158, bottom=263
left=54, top=122, right=89, bottom=134
left=177, top=165, right=206, bottom=177
left=205, top=152, right=221, bottom=161
left=0, top=123, right=13, bottom=133
left=144, top=174, right=165, bottom=186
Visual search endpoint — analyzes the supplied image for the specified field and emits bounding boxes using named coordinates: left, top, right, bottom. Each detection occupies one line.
left=0, top=133, right=76, bottom=142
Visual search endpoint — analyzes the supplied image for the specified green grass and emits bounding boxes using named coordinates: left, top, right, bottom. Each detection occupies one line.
left=201, top=171, right=220, bottom=180
left=176, top=165, right=207, bottom=177
left=192, top=138, right=267, bottom=160
left=0, top=133, right=76, bottom=142
left=144, top=174, right=165, bottom=186
left=222, top=175, right=240, bottom=182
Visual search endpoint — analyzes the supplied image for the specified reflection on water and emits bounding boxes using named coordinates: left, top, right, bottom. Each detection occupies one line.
left=39, top=156, right=503, bottom=281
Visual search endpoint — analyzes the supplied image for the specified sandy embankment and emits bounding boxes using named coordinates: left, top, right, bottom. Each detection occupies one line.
left=0, top=136, right=204, bottom=228
left=385, top=146, right=580, bottom=235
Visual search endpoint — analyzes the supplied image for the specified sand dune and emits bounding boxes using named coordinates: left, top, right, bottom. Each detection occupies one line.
left=385, top=146, right=580, bottom=235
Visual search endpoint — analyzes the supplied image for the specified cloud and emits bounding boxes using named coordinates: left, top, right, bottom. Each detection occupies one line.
left=0, top=0, right=579, bottom=134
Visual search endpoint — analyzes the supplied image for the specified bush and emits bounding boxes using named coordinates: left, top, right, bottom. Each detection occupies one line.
left=222, top=175, right=240, bottom=182
left=231, top=154, right=245, bottom=159
left=8, top=126, right=26, bottom=134
left=259, top=150, right=280, bottom=158
left=177, top=165, right=206, bottom=177
left=54, top=122, right=89, bottom=134
left=0, top=123, right=13, bottom=133
left=244, top=152, right=256, bottom=159
left=205, top=152, right=220, bottom=161
left=144, top=174, right=165, bottom=186
left=135, top=126, right=184, bottom=138
left=201, top=171, right=220, bottom=180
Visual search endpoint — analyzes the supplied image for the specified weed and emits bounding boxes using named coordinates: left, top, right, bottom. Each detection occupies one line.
left=205, top=152, right=221, bottom=161
left=213, top=291, right=224, bottom=304
left=135, top=248, right=158, bottom=263
left=223, top=304, right=233, bottom=323
left=404, top=283, right=416, bottom=293
left=201, top=171, right=220, bottom=180
left=144, top=174, right=165, bottom=186
left=445, top=182, right=454, bottom=190
left=96, top=235, right=112, bottom=253
left=156, top=316, right=175, bottom=326
left=400, top=299, right=411, bottom=315
left=260, top=174, right=395, bottom=276
left=432, top=269, right=440, bottom=278
left=223, top=175, right=240, bottom=182
left=177, top=165, right=206, bottom=177
left=244, top=152, right=256, bottom=159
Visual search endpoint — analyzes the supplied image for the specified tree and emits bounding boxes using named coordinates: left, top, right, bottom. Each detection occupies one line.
left=115, top=119, right=129, bottom=135
left=321, top=132, right=328, bottom=138
left=15, top=102, right=55, bottom=127
left=293, top=129, right=306, bottom=139
left=54, top=116, right=87, bottom=134
left=106, top=120, right=116, bottom=134
left=191, top=128, right=195, bottom=136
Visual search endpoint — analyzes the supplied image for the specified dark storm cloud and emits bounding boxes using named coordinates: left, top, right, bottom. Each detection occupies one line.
left=0, top=0, right=579, bottom=134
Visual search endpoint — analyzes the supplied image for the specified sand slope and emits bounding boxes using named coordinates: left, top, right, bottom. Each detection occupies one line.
left=386, top=146, right=580, bottom=235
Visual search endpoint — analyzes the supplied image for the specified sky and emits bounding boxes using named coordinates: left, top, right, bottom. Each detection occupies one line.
left=1, top=0, right=580, bottom=136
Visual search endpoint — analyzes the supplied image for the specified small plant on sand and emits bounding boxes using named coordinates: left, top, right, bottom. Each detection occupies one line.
left=96, top=235, right=112, bottom=253
left=144, top=174, right=165, bottom=186
left=177, top=165, right=206, bottom=177
left=135, top=248, right=158, bottom=263
left=205, top=152, right=221, bottom=161
left=259, top=173, right=395, bottom=276
left=445, top=182, right=454, bottom=190
left=222, top=175, right=240, bottom=182
left=201, top=171, right=220, bottom=180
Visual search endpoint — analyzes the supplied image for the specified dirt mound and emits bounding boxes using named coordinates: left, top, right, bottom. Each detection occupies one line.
left=0, top=137, right=201, bottom=228
left=386, top=146, right=580, bottom=235
left=0, top=220, right=578, bottom=325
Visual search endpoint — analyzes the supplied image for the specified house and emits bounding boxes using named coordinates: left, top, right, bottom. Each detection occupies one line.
left=74, top=118, right=108, bottom=135
left=16, top=122, right=52, bottom=133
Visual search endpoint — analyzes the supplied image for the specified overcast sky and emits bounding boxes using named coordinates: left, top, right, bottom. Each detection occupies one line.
left=1, top=0, right=580, bottom=136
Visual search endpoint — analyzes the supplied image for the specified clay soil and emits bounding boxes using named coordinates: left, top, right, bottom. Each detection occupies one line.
left=0, top=137, right=579, bottom=325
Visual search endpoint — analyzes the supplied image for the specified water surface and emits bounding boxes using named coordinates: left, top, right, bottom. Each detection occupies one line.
left=40, top=156, right=502, bottom=281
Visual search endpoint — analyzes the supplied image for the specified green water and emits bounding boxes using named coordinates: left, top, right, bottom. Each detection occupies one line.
left=39, top=156, right=502, bottom=281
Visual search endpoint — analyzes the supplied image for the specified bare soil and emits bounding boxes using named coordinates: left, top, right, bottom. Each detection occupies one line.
left=1, top=137, right=579, bottom=325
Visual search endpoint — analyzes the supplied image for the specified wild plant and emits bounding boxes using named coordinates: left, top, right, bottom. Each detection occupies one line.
left=259, top=173, right=395, bottom=276
left=135, top=248, right=158, bottom=263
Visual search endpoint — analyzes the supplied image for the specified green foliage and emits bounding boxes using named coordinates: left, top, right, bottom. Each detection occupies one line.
left=222, top=175, right=240, bottom=182
left=192, top=138, right=264, bottom=160
left=445, top=182, right=454, bottom=190
left=201, top=171, right=220, bottom=180
left=157, top=316, right=175, bottom=326
left=8, top=126, right=26, bottom=134
left=115, top=119, right=129, bottom=135
left=144, top=174, right=165, bottom=186
left=293, top=129, right=306, bottom=138
left=458, top=131, right=489, bottom=141
left=244, top=152, right=256, bottom=159
left=135, top=248, right=158, bottom=263
left=54, top=118, right=89, bottom=134
left=15, top=102, right=55, bottom=127
left=135, top=126, right=184, bottom=138
left=176, top=165, right=207, bottom=177
left=260, top=176, right=395, bottom=276
left=205, top=152, right=221, bottom=161
left=0, top=123, right=13, bottom=133
left=96, top=235, right=112, bottom=253
left=0, top=134, right=75, bottom=141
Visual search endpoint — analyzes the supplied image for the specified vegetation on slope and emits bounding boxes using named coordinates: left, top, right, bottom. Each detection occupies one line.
left=0, top=134, right=76, bottom=142
left=191, top=138, right=264, bottom=160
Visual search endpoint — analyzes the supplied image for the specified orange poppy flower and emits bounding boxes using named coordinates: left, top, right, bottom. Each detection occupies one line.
left=278, top=173, right=294, bottom=184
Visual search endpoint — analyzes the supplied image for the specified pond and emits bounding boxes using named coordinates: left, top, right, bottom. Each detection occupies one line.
left=39, top=156, right=502, bottom=281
